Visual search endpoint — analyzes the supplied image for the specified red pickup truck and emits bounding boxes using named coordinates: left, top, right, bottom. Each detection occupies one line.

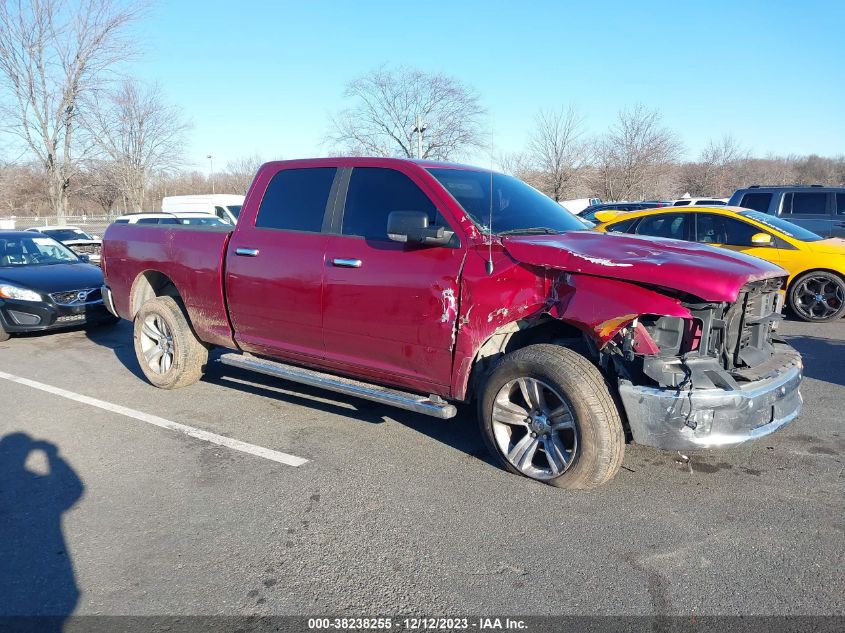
left=101, top=158, right=803, bottom=488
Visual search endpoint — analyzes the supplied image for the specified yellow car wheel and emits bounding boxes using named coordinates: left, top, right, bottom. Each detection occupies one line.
left=788, top=271, right=845, bottom=322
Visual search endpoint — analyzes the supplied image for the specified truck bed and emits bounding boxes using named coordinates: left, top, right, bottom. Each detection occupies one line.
left=102, top=223, right=235, bottom=348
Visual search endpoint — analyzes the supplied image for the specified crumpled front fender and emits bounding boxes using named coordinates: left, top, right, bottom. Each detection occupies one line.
left=548, top=273, right=693, bottom=344
left=451, top=259, right=695, bottom=400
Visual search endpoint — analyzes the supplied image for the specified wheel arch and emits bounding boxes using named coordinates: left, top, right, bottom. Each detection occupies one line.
left=129, top=270, right=183, bottom=319
left=464, top=315, right=587, bottom=401
left=786, top=267, right=845, bottom=293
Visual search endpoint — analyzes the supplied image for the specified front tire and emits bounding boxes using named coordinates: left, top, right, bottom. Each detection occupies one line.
left=478, top=344, right=625, bottom=489
left=788, top=271, right=845, bottom=322
left=133, top=296, right=208, bottom=389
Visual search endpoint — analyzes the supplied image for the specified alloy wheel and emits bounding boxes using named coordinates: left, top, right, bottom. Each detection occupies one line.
left=139, top=314, right=175, bottom=374
left=794, top=275, right=845, bottom=321
left=491, top=377, right=578, bottom=480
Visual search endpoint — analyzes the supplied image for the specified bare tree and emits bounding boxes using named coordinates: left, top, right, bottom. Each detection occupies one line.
left=589, top=104, right=683, bottom=200
left=495, top=151, right=547, bottom=194
left=75, top=159, right=122, bottom=214
left=0, top=160, right=50, bottom=215
left=588, top=136, right=618, bottom=201
left=794, top=154, right=840, bottom=185
left=86, top=79, right=189, bottom=211
left=526, top=106, right=586, bottom=201
left=680, top=135, right=748, bottom=196
left=327, top=66, right=486, bottom=160
left=0, top=0, right=143, bottom=220
left=220, top=153, right=267, bottom=194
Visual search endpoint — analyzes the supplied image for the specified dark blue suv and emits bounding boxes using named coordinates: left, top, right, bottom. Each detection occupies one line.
left=728, top=186, right=845, bottom=238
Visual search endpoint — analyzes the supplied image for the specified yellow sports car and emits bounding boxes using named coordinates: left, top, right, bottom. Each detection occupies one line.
left=595, top=205, right=845, bottom=322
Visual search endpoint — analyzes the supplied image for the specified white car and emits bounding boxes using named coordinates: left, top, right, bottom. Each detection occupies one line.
left=25, top=225, right=102, bottom=265
left=670, top=197, right=728, bottom=206
left=112, top=212, right=230, bottom=227
left=161, top=194, right=244, bottom=225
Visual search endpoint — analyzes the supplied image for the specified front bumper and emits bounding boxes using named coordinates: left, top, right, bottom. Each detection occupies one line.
left=618, top=351, right=803, bottom=451
left=101, top=285, right=118, bottom=317
left=0, top=297, right=114, bottom=334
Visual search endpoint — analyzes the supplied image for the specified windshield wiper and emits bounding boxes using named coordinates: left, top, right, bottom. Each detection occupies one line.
left=497, top=227, right=562, bottom=236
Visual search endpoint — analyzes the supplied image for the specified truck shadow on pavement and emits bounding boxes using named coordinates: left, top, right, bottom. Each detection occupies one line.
left=201, top=354, right=493, bottom=466
left=0, top=433, right=83, bottom=632
left=84, top=323, right=493, bottom=466
left=782, top=334, right=845, bottom=387
left=84, top=320, right=148, bottom=381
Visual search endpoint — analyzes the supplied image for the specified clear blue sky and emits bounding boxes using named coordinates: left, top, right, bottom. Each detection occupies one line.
left=128, top=0, right=845, bottom=172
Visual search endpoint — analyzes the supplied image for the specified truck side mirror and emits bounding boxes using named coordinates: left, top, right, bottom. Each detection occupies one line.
left=387, top=211, right=454, bottom=246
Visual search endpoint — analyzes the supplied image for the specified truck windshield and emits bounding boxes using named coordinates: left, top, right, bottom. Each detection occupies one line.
left=427, top=168, right=586, bottom=235
left=227, top=205, right=242, bottom=218
left=739, top=210, right=823, bottom=242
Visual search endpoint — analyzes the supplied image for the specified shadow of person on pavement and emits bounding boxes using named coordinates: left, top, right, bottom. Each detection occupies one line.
left=0, top=433, right=83, bottom=633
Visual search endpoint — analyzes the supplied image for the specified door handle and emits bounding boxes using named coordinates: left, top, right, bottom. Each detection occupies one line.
left=331, top=258, right=362, bottom=268
left=235, top=248, right=260, bottom=257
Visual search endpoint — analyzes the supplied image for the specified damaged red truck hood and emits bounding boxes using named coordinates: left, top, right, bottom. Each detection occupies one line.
left=502, top=231, right=786, bottom=303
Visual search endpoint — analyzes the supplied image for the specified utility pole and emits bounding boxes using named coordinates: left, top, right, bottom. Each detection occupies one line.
left=207, top=154, right=215, bottom=194
left=412, top=116, right=427, bottom=159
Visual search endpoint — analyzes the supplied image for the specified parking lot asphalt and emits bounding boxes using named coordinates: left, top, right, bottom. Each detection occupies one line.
left=0, top=318, right=842, bottom=618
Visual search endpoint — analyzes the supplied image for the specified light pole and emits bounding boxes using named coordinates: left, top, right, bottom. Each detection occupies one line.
left=207, top=154, right=215, bottom=194
left=412, top=116, right=427, bottom=159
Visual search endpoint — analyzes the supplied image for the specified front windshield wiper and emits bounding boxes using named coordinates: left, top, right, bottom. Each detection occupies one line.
left=497, top=227, right=562, bottom=236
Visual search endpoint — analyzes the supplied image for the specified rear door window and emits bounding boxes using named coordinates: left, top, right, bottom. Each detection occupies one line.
left=673, top=200, right=691, bottom=206
left=784, top=192, right=829, bottom=215
left=739, top=192, right=772, bottom=212
left=837, top=194, right=845, bottom=216
left=256, top=167, right=337, bottom=232
left=634, top=213, right=689, bottom=240
left=341, top=167, right=438, bottom=240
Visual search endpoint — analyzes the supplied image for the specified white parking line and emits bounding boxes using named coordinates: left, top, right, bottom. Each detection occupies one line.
left=0, top=371, right=309, bottom=467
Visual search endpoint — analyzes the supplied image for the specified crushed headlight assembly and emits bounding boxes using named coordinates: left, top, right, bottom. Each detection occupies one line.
left=640, top=315, right=701, bottom=355
left=0, top=284, right=42, bottom=302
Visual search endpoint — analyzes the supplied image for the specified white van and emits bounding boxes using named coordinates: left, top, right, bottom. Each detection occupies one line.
left=161, top=194, right=244, bottom=225
left=560, top=198, right=601, bottom=214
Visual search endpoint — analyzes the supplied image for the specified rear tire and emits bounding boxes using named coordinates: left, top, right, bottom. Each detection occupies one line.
left=477, top=344, right=625, bottom=489
left=788, top=271, right=845, bottom=322
left=133, top=296, right=208, bottom=389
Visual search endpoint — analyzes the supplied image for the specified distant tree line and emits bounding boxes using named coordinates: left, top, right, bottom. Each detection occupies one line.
left=1, top=38, right=842, bottom=220
left=0, top=0, right=190, bottom=219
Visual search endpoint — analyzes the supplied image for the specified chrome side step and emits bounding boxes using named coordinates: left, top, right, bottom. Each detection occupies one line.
left=218, top=353, right=457, bottom=419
